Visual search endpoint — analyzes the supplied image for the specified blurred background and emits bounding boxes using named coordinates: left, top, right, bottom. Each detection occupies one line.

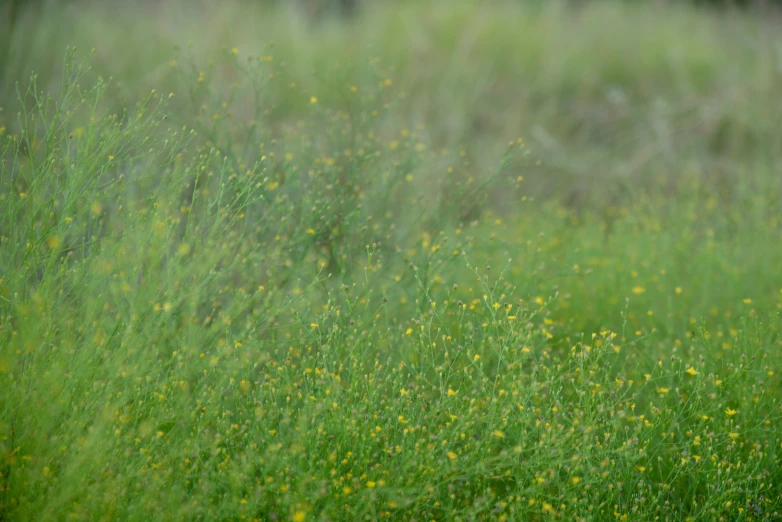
left=3, top=0, right=782, bottom=215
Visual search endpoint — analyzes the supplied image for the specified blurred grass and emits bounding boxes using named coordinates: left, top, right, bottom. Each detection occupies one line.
left=2, top=1, right=782, bottom=520
left=3, top=0, right=782, bottom=207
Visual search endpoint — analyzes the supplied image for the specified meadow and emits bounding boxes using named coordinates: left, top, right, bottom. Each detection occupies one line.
left=2, top=1, right=782, bottom=520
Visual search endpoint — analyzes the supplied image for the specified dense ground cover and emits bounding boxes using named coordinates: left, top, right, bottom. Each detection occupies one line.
left=2, top=1, right=782, bottom=520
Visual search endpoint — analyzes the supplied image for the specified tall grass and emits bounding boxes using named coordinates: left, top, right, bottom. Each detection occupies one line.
left=1, top=2, right=782, bottom=521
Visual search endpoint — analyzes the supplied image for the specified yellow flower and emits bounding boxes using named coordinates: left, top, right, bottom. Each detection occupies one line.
left=632, top=286, right=646, bottom=295
left=571, top=476, right=581, bottom=485
left=310, top=96, right=318, bottom=104
left=447, top=388, right=457, bottom=397
left=492, top=430, right=505, bottom=439
left=725, top=408, right=737, bottom=417
left=447, top=451, right=457, bottom=460
left=47, top=235, right=62, bottom=250
left=685, top=367, right=698, bottom=376
left=293, top=512, right=306, bottom=522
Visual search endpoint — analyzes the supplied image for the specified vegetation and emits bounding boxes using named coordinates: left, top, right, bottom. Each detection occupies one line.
left=1, top=1, right=781, bottom=520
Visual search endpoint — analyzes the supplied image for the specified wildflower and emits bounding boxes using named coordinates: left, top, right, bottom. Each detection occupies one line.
left=685, top=367, right=698, bottom=376
left=310, top=96, right=318, bottom=104
left=725, top=408, right=737, bottom=417
left=632, top=286, right=646, bottom=295
left=447, top=388, right=457, bottom=397
left=447, top=451, right=457, bottom=460
left=231, top=47, right=239, bottom=55
left=47, top=235, right=62, bottom=250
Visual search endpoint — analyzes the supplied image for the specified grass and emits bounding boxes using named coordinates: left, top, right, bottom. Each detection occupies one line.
left=1, top=1, right=782, bottom=520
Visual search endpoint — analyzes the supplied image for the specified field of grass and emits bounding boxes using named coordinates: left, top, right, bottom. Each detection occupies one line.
left=2, top=1, right=782, bottom=520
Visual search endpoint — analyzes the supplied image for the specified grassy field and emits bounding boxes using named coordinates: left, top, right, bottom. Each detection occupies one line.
left=2, top=1, right=782, bottom=520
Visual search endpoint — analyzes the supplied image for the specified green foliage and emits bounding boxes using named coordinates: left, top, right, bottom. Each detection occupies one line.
left=2, top=2, right=782, bottom=521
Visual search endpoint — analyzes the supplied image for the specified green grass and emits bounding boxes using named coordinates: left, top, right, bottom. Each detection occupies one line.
left=2, top=1, right=782, bottom=520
